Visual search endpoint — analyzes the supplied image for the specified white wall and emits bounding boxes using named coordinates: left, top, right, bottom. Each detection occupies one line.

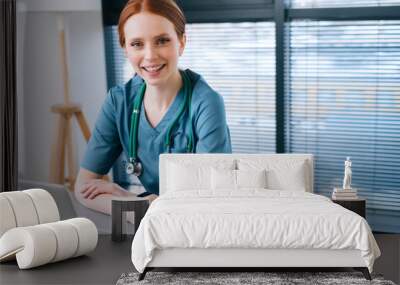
left=17, top=0, right=108, bottom=182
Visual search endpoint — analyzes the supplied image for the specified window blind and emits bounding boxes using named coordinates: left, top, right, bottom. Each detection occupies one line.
left=104, top=26, right=144, bottom=87
left=286, top=20, right=400, bottom=232
left=290, top=0, right=400, bottom=8
left=179, top=22, right=276, bottom=153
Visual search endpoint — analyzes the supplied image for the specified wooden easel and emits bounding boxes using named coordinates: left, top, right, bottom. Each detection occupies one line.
left=49, top=104, right=91, bottom=190
left=49, top=17, right=107, bottom=191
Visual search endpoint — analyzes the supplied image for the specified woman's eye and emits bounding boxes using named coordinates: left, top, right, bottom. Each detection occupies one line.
left=157, top=38, right=170, bottom=45
left=130, top=42, right=142, bottom=48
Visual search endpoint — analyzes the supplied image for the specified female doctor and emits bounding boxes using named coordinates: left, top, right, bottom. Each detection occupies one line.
left=74, top=0, right=232, bottom=214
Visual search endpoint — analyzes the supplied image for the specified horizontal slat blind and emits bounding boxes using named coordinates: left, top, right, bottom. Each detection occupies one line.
left=286, top=19, right=400, bottom=231
left=179, top=22, right=276, bottom=153
left=289, top=0, right=400, bottom=8
left=104, top=27, right=139, bottom=89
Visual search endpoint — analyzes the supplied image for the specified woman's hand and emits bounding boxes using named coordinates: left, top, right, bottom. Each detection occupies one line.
left=79, top=179, right=128, bottom=200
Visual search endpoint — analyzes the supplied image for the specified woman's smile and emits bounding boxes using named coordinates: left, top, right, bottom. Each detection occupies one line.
left=141, top=64, right=166, bottom=77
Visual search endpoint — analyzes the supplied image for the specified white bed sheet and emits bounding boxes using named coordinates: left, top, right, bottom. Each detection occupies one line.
left=131, top=190, right=380, bottom=273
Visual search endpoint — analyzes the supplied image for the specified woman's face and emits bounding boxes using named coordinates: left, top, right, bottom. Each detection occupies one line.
left=124, top=12, right=185, bottom=87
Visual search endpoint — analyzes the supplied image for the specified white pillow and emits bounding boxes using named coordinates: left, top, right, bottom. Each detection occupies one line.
left=267, top=161, right=307, bottom=191
left=238, top=158, right=308, bottom=191
left=167, top=160, right=235, bottom=192
left=211, top=168, right=236, bottom=190
left=211, top=168, right=267, bottom=190
left=237, top=169, right=267, bottom=189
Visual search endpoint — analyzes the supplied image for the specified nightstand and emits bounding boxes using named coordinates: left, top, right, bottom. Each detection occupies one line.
left=332, top=198, right=366, bottom=218
left=111, top=197, right=149, bottom=242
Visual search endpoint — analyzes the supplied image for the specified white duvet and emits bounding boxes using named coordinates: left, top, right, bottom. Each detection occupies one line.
left=131, top=190, right=380, bottom=273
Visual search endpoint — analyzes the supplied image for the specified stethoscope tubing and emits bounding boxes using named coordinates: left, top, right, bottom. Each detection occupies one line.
left=127, top=70, right=194, bottom=176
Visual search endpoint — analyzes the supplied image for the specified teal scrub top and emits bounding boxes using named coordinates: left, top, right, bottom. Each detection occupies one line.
left=81, top=69, right=232, bottom=195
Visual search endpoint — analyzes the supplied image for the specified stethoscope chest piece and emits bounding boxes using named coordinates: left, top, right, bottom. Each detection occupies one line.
left=126, top=160, right=142, bottom=176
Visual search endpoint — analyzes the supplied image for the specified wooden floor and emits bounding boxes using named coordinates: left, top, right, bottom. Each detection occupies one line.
left=0, top=234, right=398, bottom=285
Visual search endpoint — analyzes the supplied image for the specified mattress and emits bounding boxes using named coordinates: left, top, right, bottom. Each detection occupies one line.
left=131, top=190, right=380, bottom=273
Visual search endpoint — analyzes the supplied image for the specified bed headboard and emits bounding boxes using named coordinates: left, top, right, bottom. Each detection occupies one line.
left=159, top=153, right=314, bottom=196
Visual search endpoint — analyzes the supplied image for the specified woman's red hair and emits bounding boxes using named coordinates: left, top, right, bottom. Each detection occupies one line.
left=118, top=0, right=186, bottom=47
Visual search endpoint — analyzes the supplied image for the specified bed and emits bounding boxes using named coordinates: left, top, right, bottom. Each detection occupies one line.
left=131, top=154, right=380, bottom=280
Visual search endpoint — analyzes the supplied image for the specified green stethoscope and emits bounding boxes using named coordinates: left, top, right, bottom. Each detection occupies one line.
left=126, top=70, right=195, bottom=176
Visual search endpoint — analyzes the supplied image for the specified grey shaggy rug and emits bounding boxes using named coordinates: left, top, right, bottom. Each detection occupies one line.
left=116, top=271, right=396, bottom=285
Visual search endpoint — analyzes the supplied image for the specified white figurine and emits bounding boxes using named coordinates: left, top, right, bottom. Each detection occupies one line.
left=342, top=157, right=352, bottom=190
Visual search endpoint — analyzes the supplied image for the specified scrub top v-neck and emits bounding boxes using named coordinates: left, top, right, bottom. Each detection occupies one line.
left=81, top=69, right=232, bottom=195
left=139, top=85, right=184, bottom=136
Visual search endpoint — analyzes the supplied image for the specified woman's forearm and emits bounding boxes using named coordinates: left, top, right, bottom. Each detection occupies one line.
left=74, top=168, right=156, bottom=224
left=75, top=191, right=117, bottom=215
left=74, top=168, right=135, bottom=215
